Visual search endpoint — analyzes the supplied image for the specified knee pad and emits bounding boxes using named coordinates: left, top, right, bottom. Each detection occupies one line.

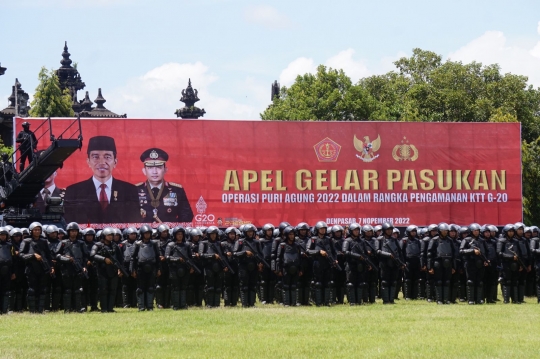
left=282, top=285, right=290, bottom=290
left=78, top=287, right=84, bottom=294
left=147, top=287, right=155, bottom=294
left=241, top=286, right=248, bottom=292
left=260, top=280, right=265, bottom=285
left=346, top=283, right=355, bottom=288
left=314, top=282, right=322, bottom=289
left=155, top=285, right=162, bottom=290
left=64, top=289, right=72, bottom=296
left=206, top=286, right=215, bottom=292
left=328, top=281, right=334, bottom=288
left=136, top=288, right=143, bottom=295
left=436, top=281, right=443, bottom=286
left=291, top=285, right=297, bottom=290
left=391, top=281, right=397, bottom=287
left=467, top=280, right=474, bottom=285
left=27, top=288, right=35, bottom=296
left=381, top=281, right=389, bottom=287
left=478, top=281, right=483, bottom=287
left=443, top=281, right=450, bottom=287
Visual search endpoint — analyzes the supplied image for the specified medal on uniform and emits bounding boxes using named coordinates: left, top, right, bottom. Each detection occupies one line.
left=146, top=181, right=164, bottom=223
left=113, top=191, right=118, bottom=201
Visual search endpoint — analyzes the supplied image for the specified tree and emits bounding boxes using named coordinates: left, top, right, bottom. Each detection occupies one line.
left=261, top=49, right=540, bottom=223
left=29, top=67, right=74, bottom=117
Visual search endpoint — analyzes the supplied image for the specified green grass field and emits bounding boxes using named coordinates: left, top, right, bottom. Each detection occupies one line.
left=1, top=298, right=539, bottom=359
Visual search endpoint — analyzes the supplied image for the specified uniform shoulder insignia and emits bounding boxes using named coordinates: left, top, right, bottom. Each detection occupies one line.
left=168, top=182, right=183, bottom=188
left=135, top=182, right=144, bottom=187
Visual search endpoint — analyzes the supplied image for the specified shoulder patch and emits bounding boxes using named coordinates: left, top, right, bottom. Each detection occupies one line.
left=168, top=182, right=183, bottom=188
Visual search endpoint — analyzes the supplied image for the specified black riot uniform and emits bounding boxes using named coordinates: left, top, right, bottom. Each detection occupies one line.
left=331, top=225, right=347, bottom=304
left=200, top=227, right=229, bottom=307
left=155, top=224, right=171, bottom=309
left=362, top=225, right=380, bottom=303
left=342, top=223, right=370, bottom=305
left=497, top=225, right=524, bottom=303
left=46, top=225, right=64, bottom=311
left=447, top=225, right=462, bottom=304
left=258, top=223, right=276, bottom=304
left=307, top=221, right=339, bottom=306
left=276, top=226, right=303, bottom=306
left=296, top=222, right=312, bottom=306
left=187, top=229, right=205, bottom=307
left=427, top=224, right=456, bottom=305
left=8, top=228, right=27, bottom=312
left=90, top=228, right=123, bottom=313
left=166, top=227, right=195, bottom=310
left=222, top=227, right=239, bottom=307
left=82, top=229, right=99, bottom=311
left=378, top=223, right=405, bottom=304
left=482, top=225, right=499, bottom=304
left=401, top=225, right=422, bottom=300
left=271, top=222, right=290, bottom=304
left=58, top=223, right=89, bottom=313
left=19, top=222, right=54, bottom=313
left=15, top=122, right=38, bottom=172
left=459, top=223, right=488, bottom=305
left=421, top=224, right=438, bottom=302
left=513, top=223, right=531, bottom=303
left=120, top=228, right=138, bottom=308
left=130, top=225, right=161, bottom=311
left=529, top=230, right=540, bottom=303
left=0, top=228, right=15, bottom=313
left=234, top=224, right=263, bottom=307
left=524, top=227, right=536, bottom=297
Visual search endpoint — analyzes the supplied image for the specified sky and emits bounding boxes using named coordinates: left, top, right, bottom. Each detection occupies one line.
left=1, top=0, right=540, bottom=120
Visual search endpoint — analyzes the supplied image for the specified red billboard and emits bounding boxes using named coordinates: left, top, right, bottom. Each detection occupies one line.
left=15, top=118, right=522, bottom=228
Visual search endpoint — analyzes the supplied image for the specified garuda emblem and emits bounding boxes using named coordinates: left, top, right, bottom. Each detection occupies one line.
left=354, top=134, right=381, bottom=162
left=392, top=136, right=418, bottom=161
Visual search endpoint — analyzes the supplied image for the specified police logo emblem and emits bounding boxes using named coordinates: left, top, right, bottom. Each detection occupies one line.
left=392, top=136, right=419, bottom=161
left=150, top=150, right=159, bottom=159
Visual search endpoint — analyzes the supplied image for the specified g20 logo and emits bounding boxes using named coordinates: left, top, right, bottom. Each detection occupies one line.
left=195, top=214, right=215, bottom=222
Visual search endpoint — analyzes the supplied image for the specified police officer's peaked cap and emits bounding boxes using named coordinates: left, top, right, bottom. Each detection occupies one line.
left=141, top=148, right=168, bottom=167
left=87, top=136, right=117, bottom=155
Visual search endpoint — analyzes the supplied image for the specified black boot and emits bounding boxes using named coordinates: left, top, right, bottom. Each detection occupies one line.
left=467, top=283, right=475, bottom=305
left=223, top=287, right=232, bottom=306
left=38, top=294, right=46, bottom=313
left=435, top=286, right=443, bottom=305
left=27, top=293, right=36, bottom=313
left=122, top=285, right=131, bottom=308
left=418, top=279, right=425, bottom=300
left=258, top=281, right=266, bottom=304
left=355, top=287, right=363, bottom=305
left=450, top=283, right=458, bottom=304
left=215, top=292, right=222, bottom=308
left=171, top=288, right=180, bottom=310
left=179, top=290, right=187, bottom=309
left=196, top=288, right=204, bottom=307
left=324, top=288, right=332, bottom=306
left=512, top=286, right=519, bottom=304
left=136, top=289, right=145, bottom=311
left=231, top=287, right=239, bottom=307
left=502, top=285, right=510, bottom=304
left=292, top=287, right=299, bottom=306
left=63, top=290, right=72, bottom=313
left=51, top=289, right=61, bottom=311
left=240, top=289, right=249, bottom=308
left=108, top=292, right=117, bottom=312
left=389, top=286, right=396, bottom=304
left=268, top=281, right=276, bottom=304
left=347, top=284, right=356, bottom=305
left=426, top=281, right=432, bottom=302
left=381, top=284, right=390, bottom=304
left=303, top=287, right=311, bottom=306
left=518, top=285, right=525, bottom=304
left=2, top=292, right=10, bottom=314
left=403, top=280, right=411, bottom=300
left=155, top=286, right=163, bottom=309
left=314, top=287, right=323, bottom=307
left=282, top=288, right=290, bottom=306
left=369, top=286, right=376, bottom=303
left=249, top=290, right=256, bottom=307
left=476, top=284, right=484, bottom=304
left=443, top=285, right=450, bottom=304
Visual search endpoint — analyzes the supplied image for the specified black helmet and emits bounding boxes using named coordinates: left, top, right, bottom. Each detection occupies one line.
left=488, top=225, right=498, bottom=234
left=46, top=225, right=59, bottom=235
left=427, top=224, right=438, bottom=232
left=66, top=222, right=80, bottom=232
left=207, top=226, right=219, bottom=235
left=126, top=227, right=137, bottom=237
left=262, top=223, right=275, bottom=232
left=405, top=225, right=418, bottom=236
left=243, top=224, right=257, bottom=235
left=283, top=226, right=295, bottom=238
left=315, top=221, right=328, bottom=231
left=361, top=225, right=374, bottom=235
left=225, top=227, right=237, bottom=235
left=331, top=225, right=344, bottom=234
left=419, top=228, right=428, bottom=237
left=102, top=227, right=115, bottom=237
left=502, top=224, right=515, bottom=235
left=278, top=222, right=291, bottom=233
left=438, top=223, right=450, bottom=233
left=139, top=225, right=152, bottom=235
left=373, top=225, right=382, bottom=233
left=349, top=223, right=361, bottom=233
left=296, top=222, right=310, bottom=231
left=449, top=224, right=460, bottom=233
left=382, top=222, right=394, bottom=231
left=157, top=224, right=170, bottom=234
left=273, top=229, right=280, bottom=237
left=469, top=223, right=481, bottom=232
left=172, top=226, right=186, bottom=239
left=22, top=121, right=30, bottom=128
left=84, top=228, right=96, bottom=236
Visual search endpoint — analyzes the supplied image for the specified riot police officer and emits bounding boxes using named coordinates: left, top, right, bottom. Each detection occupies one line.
left=401, top=225, right=422, bottom=300
left=529, top=227, right=540, bottom=303
left=200, top=226, right=229, bottom=308
left=187, top=228, right=205, bottom=307
left=497, top=224, right=523, bottom=303
left=258, top=223, right=275, bottom=304
left=276, top=226, right=303, bottom=306
left=362, top=224, right=379, bottom=303
left=482, top=225, right=499, bottom=303
left=82, top=228, right=99, bottom=311
left=46, top=225, right=64, bottom=311
left=460, top=223, right=488, bottom=304
left=234, top=224, right=263, bottom=307
left=295, top=222, right=312, bottom=306
left=120, top=227, right=138, bottom=308
left=222, top=227, right=239, bottom=307
left=514, top=223, right=531, bottom=303
left=131, top=225, right=161, bottom=311
left=58, top=222, right=89, bottom=313
left=0, top=227, right=15, bottom=313
left=421, top=224, right=438, bottom=302
left=378, top=222, right=405, bottom=304
left=427, top=224, right=457, bottom=304
left=155, top=224, right=171, bottom=309
left=342, top=223, right=371, bottom=305
left=331, top=225, right=346, bottom=304
left=306, top=221, right=339, bottom=306
left=8, top=228, right=26, bottom=312
left=166, top=227, right=197, bottom=310
left=19, top=222, right=54, bottom=313
left=90, top=227, right=123, bottom=313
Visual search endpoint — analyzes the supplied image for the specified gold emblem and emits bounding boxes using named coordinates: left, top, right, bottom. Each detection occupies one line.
left=113, top=191, right=118, bottom=201
left=150, top=150, right=159, bottom=159
left=354, top=134, right=381, bottom=162
left=313, top=137, right=341, bottom=162
left=392, top=136, right=419, bottom=161
left=140, top=208, right=146, bottom=218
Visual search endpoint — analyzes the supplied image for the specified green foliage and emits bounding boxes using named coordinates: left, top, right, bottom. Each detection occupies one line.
left=1, top=301, right=540, bottom=358
left=29, top=67, right=74, bottom=117
left=0, top=136, right=13, bottom=156
left=261, top=48, right=540, bottom=223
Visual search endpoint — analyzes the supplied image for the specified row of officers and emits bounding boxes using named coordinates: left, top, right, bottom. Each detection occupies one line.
left=0, top=220, right=538, bottom=313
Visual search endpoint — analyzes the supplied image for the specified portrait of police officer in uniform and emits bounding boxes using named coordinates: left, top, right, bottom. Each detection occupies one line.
left=136, top=148, right=194, bottom=223
left=64, top=136, right=139, bottom=223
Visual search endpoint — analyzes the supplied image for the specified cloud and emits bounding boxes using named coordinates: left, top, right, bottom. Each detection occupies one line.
left=278, top=57, right=316, bottom=87
left=244, top=5, right=292, bottom=29
left=449, top=30, right=540, bottom=87
left=325, top=49, right=371, bottom=82
left=106, top=62, right=260, bottom=120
